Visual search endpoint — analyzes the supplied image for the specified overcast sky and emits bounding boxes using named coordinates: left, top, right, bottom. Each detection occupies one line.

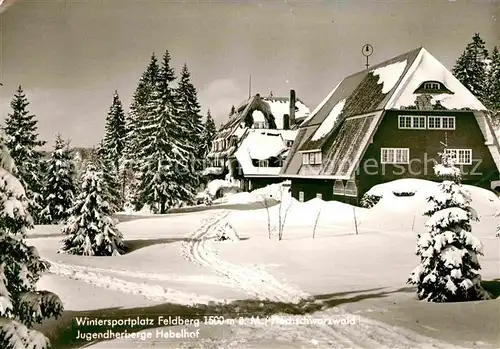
left=0, top=0, right=498, bottom=148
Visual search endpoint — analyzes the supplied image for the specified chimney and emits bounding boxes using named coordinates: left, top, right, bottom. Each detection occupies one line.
left=289, top=89, right=296, bottom=126
left=283, top=114, right=290, bottom=130
left=415, top=94, right=433, bottom=110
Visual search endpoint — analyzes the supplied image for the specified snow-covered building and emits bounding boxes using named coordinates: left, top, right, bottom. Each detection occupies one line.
left=205, top=90, right=310, bottom=190
left=280, top=47, right=500, bottom=204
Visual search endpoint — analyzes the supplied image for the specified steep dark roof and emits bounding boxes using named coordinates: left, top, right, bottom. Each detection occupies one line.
left=301, top=48, right=421, bottom=129
left=281, top=46, right=500, bottom=180
left=214, top=94, right=275, bottom=140
left=280, top=47, right=421, bottom=178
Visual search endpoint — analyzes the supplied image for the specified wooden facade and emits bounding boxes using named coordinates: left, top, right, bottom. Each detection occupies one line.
left=280, top=47, right=500, bottom=205
left=357, top=109, right=498, bottom=197
left=289, top=109, right=500, bottom=204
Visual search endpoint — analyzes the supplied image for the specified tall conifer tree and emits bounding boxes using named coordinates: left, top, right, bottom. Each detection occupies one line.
left=176, top=63, right=204, bottom=187
left=3, top=86, right=46, bottom=224
left=486, top=46, right=500, bottom=112
left=40, top=134, right=76, bottom=224
left=452, top=33, right=489, bottom=103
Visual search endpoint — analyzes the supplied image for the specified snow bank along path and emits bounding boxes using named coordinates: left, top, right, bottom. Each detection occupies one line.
left=181, top=210, right=463, bottom=348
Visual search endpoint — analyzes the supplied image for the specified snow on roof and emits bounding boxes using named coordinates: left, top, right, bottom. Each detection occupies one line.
left=247, top=132, right=287, bottom=160
left=371, top=59, right=408, bottom=94
left=386, top=48, right=486, bottom=110
left=252, top=110, right=266, bottom=123
left=233, top=124, right=246, bottom=138
left=310, top=98, right=346, bottom=141
left=278, top=129, right=299, bottom=141
left=262, top=98, right=311, bottom=129
left=301, top=80, right=342, bottom=126
left=235, top=130, right=288, bottom=176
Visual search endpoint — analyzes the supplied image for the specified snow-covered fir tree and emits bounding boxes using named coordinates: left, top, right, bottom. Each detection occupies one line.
left=0, top=139, right=63, bottom=348
left=123, top=55, right=160, bottom=167
left=136, top=50, right=194, bottom=213
left=102, top=91, right=127, bottom=209
left=40, top=134, right=76, bottom=224
left=408, top=148, right=489, bottom=302
left=3, top=86, right=46, bottom=224
left=60, top=164, right=124, bottom=256
left=201, top=109, right=217, bottom=160
left=124, top=55, right=161, bottom=210
left=486, top=46, right=500, bottom=112
left=176, top=63, right=203, bottom=187
left=452, top=33, right=489, bottom=104
left=103, top=91, right=126, bottom=169
left=94, top=141, right=121, bottom=213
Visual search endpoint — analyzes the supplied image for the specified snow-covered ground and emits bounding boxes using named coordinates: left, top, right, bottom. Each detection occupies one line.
left=30, top=180, right=500, bottom=348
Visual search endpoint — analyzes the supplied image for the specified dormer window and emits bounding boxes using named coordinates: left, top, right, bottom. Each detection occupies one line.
left=413, top=80, right=454, bottom=95
left=258, top=159, right=269, bottom=167
left=302, top=151, right=322, bottom=165
left=424, top=82, right=440, bottom=90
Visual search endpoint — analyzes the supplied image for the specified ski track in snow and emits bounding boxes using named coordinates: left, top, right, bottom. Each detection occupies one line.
left=181, top=211, right=308, bottom=304
left=47, top=260, right=225, bottom=305
left=46, top=259, right=233, bottom=287
left=181, top=210, right=463, bottom=349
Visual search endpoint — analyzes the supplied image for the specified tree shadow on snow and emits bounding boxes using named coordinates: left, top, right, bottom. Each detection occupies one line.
left=114, top=200, right=280, bottom=223
left=26, top=233, right=62, bottom=239
left=482, top=279, right=500, bottom=299
left=36, top=286, right=409, bottom=349
left=123, top=238, right=193, bottom=254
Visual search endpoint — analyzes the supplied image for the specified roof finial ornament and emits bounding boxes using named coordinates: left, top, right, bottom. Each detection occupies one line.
left=269, top=90, right=273, bottom=97
left=362, top=44, right=374, bottom=70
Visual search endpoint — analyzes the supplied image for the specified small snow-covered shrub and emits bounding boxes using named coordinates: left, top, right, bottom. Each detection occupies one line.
left=214, top=222, right=240, bottom=242
left=203, top=194, right=213, bottom=206
left=206, top=180, right=240, bottom=199
left=360, top=194, right=382, bottom=208
left=392, top=190, right=415, bottom=197
left=194, top=191, right=213, bottom=206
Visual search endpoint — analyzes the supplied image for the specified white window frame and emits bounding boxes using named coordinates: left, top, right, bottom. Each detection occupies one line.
left=428, top=116, right=455, bottom=130
left=299, top=191, right=304, bottom=202
left=258, top=159, right=269, bottom=167
left=381, top=148, right=410, bottom=164
left=302, top=151, right=322, bottom=165
left=398, top=115, right=426, bottom=130
left=424, top=82, right=440, bottom=90
left=344, top=180, right=358, bottom=197
left=254, top=121, right=265, bottom=129
left=309, top=152, right=322, bottom=165
left=446, top=149, right=472, bottom=165
left=333, top=180, right=345, bottom=195
left=302, top=153, right=309, bottom=165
